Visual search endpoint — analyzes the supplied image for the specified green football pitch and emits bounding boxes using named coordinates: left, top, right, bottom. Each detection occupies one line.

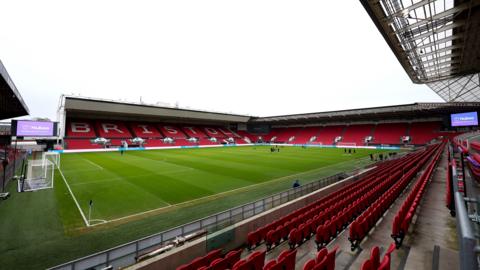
left=60, top=146, right=387, bottom=227
left=0, top=145, right=392, bottom=270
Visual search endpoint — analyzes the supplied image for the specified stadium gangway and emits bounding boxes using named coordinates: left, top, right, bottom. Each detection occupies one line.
left=449, top=140, right=480, bottom=270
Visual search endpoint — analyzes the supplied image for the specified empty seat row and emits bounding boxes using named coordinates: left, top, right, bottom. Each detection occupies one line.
left=231, top=250, right=266, bottom=270
left=247, top=150, right=425, bottom=251
left=262, top=249, right=297, bottom=270
left=445, top=146, right=455, bottom=215
left=302, top=246, right=338, bottom=270
left=359, top=243, right=396, bottom=270
left=176, top=249, right=241, bottom=270
left=249, top=162, right=392, bottom=250
left=313, top=147, right=431, bottom=250
left=391, top=142, right=444, bottom=247
left=350, top=143, right=443, bottom=250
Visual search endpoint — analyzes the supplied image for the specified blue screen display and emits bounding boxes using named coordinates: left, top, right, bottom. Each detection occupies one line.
left=451, top=112, right=478, bottom=127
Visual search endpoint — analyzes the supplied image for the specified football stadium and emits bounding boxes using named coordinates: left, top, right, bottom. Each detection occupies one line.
left=1, top=1, right=480, bottom=270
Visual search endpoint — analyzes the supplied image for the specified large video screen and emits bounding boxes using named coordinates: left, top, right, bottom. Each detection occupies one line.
left=451, top=112, right=479, bottom=127
left=12, top=120, right=57, bottom=137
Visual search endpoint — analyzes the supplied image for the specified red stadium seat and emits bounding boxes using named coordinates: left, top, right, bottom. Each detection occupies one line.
left=210, top=258, right=228, bottom=270
left=378, top=256, right=391, bottom=270
left=303, top=259, right=317, bottom=270
left=370, top=246, right=380, bottom=269
left=314, top=256, right=328, bottom=270
left=205, top=249, right=222, bottom=265
left=263, top=260, right=278, bottom=270
left=316, top=248, right=328, bottom=264
left=360, top=259, right=373, bottom=270
left=225, top=249, right=242, bottom=268
left=190, top=256, right=207, bottom=269
left=246, top=250, right=265, bottom=270
left=232, top=259, right=248, bottom=270
left=326, top=246, right=338, bottom=270
left=277, top=249, right=296, bottom=270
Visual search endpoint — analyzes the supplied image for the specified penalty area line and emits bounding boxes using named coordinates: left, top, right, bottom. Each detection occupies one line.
left=83, top=158, right=104, bottom=170
left=58, top=168, right=91, bottom=227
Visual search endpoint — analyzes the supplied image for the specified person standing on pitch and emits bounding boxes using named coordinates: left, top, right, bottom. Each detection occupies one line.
left=293, top=179, right=300, bottom=188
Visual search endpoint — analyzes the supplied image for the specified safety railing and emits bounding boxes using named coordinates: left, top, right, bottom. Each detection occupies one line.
left=449, top=139, right=480, bottom=270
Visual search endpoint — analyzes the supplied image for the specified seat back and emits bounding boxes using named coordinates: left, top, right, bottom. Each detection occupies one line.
left=360, top=259, right=373, bottom=270
left=225, top=249, right=242, bottom=269
left=378, top=256, right=391, bottom=270
left=247, top=250, right=265, bottom=270
left=278, top=249, right=296, bottom=270
left=263, top=260, right=278, bottom=270
left=190, top=257, right=207, bottom=269
left=205, top=249, right=222, bottom=265
left=210, top=258, right=228, bottom=270
left=316, top=248, right=328, bottom=264
left=326, top=246, right=338, bottom=270
left=303, top=259, right=316, bottom=270
left=370, top=246, right=380, bottom=269
left=232, top=259, right=248, bottom=270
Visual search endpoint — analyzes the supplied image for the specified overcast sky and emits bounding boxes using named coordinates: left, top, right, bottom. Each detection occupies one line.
left=0, top=0, right=444, bottom=120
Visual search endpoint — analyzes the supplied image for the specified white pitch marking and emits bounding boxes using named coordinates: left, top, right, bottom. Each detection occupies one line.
left=58, top=168, right=91, bottom=227
left=83, top=159, right=104, bottom=170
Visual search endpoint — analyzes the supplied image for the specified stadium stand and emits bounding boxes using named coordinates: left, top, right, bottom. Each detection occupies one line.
left=294, top=127, right=321, bottom=144
left=182, top=126, right=207, bottom=138
left=372, top=123, right=407, bottom=145
left=61, top=117, right=463, bottom=149
left=244, top=148, right=434, bottom=254
left=66, top=120, right=98, bottom=138
left=391, top=141, right=444, bottom=248
left=95, top=121, right=132, bottom=139
left=266, top=127, right=302, bottom=143
left=316, top=126, right=344, bottom=145
left=130, top=123, right=163, bottom=138
left=409, top=122, right=441, bottom=145
left=64, top=139, right=103, bottom=149
left=158, top=125, right=188, bottom=139
left=341, top=124, right=374, bottom=145
left=221, top=128, right=240, bottom=138
left=235, top=130, right=257, bottom=143
left=203, top=127, right=227, bottom=139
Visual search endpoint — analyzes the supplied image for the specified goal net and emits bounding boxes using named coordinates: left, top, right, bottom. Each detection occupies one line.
left=20, top=152, right=60, bottom=192
left=44, top=152, right=61, bottom=169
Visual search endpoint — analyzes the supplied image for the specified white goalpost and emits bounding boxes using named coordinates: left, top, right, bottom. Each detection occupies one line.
left=44, top=151, right=61, bottom=169
left=20, top=152, right=60, bottom=192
